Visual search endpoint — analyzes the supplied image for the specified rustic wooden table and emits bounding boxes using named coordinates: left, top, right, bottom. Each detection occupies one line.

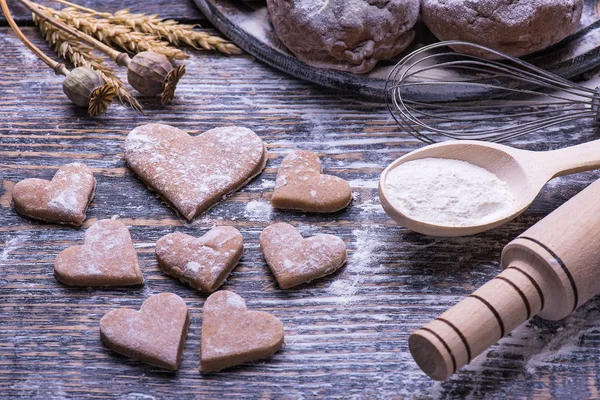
left=3, top=1, right=600, bottom=399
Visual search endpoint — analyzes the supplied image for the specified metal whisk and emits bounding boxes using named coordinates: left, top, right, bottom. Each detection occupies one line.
left=385, top=40, right=600, bottom=143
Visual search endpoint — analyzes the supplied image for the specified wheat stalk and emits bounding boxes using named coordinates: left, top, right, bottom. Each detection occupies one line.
left=111, top=10, right=242, bottom=55
left=34, top=14, right=142, bottom=111
left=55, top=0, right=242, bottom=55
left=40, top=5, right=189, bottom=61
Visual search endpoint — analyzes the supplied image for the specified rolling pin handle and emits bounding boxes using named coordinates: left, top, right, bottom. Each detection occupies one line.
left=409, top=261, right=547, bottom=380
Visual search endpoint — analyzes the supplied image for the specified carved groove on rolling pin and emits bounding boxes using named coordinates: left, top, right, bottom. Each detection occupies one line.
left=468, top=295, right=505, bottom=338
left=419, top=327, right=457, bottom=373
left=436, top=317, right=472, bottom=363
left=506, top=266, right=545, bottom=311
left=495, top=276, right=531, bottom=319
left=518, top=236, right=578, bottom=311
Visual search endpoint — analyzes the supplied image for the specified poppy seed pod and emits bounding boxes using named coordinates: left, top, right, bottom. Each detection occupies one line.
left=127, top=51, right=185, bottom=105
left=62, top=67, right=116, bottom=116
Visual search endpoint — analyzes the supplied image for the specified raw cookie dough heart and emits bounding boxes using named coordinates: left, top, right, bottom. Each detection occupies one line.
left=200, top=290, right=284, bottom=372
left=124, top=123, right=268, bottom=221
left=100, top=293, right=190, bottom=371
left=54, top=219, right=144, bottom=286
left=272, top=150, right=351, bottom=213
left=260, top=222, right=347, bottom=289
left=12, top=162, right=95, bottom=226
left=156, top=226, right=244, bottom=293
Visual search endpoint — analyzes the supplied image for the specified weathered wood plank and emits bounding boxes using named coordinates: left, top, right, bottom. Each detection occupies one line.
left=1, top=0, right=205, bottom=24
left=2, top=26, right=600, bottom=399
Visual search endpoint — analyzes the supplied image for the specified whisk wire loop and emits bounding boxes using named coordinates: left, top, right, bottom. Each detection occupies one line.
left=386, top=41, right=598, bottom=142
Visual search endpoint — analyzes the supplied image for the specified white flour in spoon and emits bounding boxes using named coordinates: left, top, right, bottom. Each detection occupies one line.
left=384, top=158, right=514, bottom=227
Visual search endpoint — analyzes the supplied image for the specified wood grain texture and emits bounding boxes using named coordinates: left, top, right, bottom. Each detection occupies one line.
left=1, top=0, right=267, bottom=23
left=1, top=0, right=204, bottom=24
left=3, top=23, right=600, bottom=399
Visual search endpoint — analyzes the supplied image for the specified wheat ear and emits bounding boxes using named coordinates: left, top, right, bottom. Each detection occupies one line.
left=112, top=10, right=242, bottom=55
left=54, top=0, right=242, bottom=55
left=40, top=5, right=189, bottom=61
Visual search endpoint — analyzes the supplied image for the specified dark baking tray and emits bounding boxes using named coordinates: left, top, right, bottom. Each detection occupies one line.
left=193, top=0, right=600, bottom=101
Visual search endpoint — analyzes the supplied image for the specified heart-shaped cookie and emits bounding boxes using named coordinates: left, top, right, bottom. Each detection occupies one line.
left=54, top=219, right=144, bottom=286
left=156, top=226, right=244, bottom=293
left=271, top=150, right=351, bottom=213
left=100, top=293, right=190, bottom=371
left=260, top=222, right=347, bottom=289
left=200, top=290, right=284, bottom=372
left=124, top=123, right=268, bottom=221
left=12, top=162, right=95, bottom=226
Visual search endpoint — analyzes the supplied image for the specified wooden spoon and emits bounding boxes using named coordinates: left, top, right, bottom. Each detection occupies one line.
left=378, top=139, right=600, bottom=236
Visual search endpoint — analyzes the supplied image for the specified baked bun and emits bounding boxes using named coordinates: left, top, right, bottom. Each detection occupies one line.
left=266, top=0, right=420, bottom=74
left=422, top=0, right=584, bottom=59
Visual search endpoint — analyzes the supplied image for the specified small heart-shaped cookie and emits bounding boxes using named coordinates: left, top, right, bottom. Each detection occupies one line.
left=12, top=162, right=95, bottom=226
left=200, top=290, right=284, bottom=372
left=124, top=123, right=268, bottom=221
left=272, top=150, right=351, bottom=213
left=54, top=219, right=144, bottom=286
left=260, top=222, right=346, bottom=289
left=156, top=226, right=244, bottom=292
left=100, top=293, right=190, bottom=371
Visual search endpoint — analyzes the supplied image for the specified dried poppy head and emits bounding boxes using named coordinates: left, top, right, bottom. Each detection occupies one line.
left=62, top=67, right=116, bottom=116
left=124, top=51, right=185, bottom=105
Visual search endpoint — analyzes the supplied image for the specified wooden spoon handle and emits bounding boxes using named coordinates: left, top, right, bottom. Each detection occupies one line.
left=543, top=139, right=600, bottom=177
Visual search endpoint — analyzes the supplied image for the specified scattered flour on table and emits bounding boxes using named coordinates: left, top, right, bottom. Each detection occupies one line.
left=123, top=394, right=158, bottom=400
left=244, top=200, right=273, bottom=221
left=458, top=300, right=600, bottom=382
left=355, top=199, right=385, bottom=215
left=9, top=374, right=67, bottom=399
left=1, top=234, right=30, bottom=262
left=348, top=179, right=378, bottom=189
left=384, top=158, right=514, bottom=227
left=134, top=243, right=155, bottom=249
left=329, top=228, right=382, bottom=303
left=519, top=302, right=600, bottom=374
left=1, top=35, right=40, bottom=64
left=258, top=179, right=276, bottom=190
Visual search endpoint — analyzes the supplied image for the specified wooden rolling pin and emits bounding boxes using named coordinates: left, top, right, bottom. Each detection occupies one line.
left=410, top=177, right=600, bottom=380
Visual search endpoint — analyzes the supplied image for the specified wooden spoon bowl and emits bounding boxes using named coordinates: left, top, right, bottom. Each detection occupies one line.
left=379, top=139, right=600, bottom=236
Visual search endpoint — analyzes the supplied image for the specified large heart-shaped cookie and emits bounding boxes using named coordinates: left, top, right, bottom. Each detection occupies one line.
left=200, top=290, right=284, bottom=372
left=54, top=219, right=144, bottom=286
left=260, top=222, right=347, bottom=289
left=12, top=163, right=95, bottom=226
left=156, top=226, right=244, bottom=293
left=271, top=150, right=351, bottom=213
left=100, top=293, right=190, bottom=371
left=124, top=123, right=268, bottom=221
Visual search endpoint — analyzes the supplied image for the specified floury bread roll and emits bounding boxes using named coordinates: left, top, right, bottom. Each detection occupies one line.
left=422, top=0, right=584, bottom=59
left=266, top=0, right=420, bottom=74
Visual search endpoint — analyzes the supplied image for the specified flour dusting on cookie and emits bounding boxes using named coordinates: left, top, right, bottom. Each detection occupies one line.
left=54, top=219, right=144, bottom=286
left=155, top=226, right=243, bottom=292
left=200, top=291, right=284, bottom=372
left=260, top=222, right=347, bottom=289
left=272, top=150, right=352, bottom=213
left=124, top=123, right=268, bottom=220
left=12, top=162, right=96, bottom=226
left=100, top=293, right=190, bottom=371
